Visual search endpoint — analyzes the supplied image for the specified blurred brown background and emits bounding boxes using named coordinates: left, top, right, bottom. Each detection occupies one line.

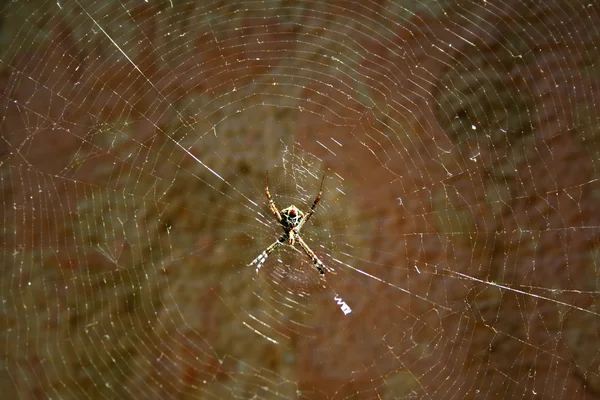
left=2, top=0, right=600, bottom=399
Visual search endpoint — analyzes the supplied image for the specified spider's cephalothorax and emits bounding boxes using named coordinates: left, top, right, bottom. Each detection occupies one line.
left=280, top=205, right=304, bottom=230
left=248, top=172, right=331, bottom=276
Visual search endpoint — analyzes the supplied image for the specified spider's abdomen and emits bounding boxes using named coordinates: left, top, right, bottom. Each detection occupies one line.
left=280, top=205, right=304, bottom=229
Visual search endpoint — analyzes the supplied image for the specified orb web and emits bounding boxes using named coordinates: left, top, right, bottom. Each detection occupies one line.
left=1, top=0, right=600, bottom=399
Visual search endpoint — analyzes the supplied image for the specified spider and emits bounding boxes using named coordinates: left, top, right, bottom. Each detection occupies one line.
left=248, top=171, right=331, bottom=276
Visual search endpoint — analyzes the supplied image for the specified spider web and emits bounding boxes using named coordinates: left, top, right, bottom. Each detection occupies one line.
left=1, top=0, right=600, bottom=398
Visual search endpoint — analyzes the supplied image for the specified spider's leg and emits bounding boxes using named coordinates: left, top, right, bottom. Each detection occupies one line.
left=265, top=171, right=282, bottom=223
left=296, top=235, right=330, bottom=275
left=249, top=234, right=286, bottom=274
left=296, top=174, right=325, bottom=232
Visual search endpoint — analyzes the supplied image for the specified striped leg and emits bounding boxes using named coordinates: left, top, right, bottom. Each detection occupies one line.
left=295, top=174, right=325, bottom=233
left=265, top=171, right=282, bottom=223
left=296, top=235, right=329, bottom=275
left=249, top=234, right=286, bottom=274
